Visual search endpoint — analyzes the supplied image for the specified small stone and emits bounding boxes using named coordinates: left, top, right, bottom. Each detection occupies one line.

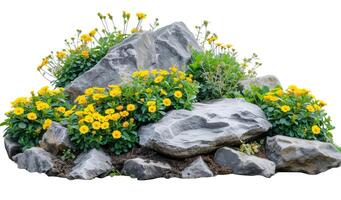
left=69, top=149, right=112, bottom=180
left=13, top=147, right=54, bottom=173
left=214, top=147, right=276, bottom=178
left=4, top=136, right=22, bottom=160
left=266, top=135, right=341, bottom=174
left=122, top=158, right=172, bottom=180
left=40, top=122, right=72, bottom=155
left=238, top=75, right=281, bottom=92
left=181, top=157, right=213, bottom=178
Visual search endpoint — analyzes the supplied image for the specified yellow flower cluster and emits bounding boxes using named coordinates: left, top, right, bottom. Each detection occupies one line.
left=136, top=12, right=147, bottom=20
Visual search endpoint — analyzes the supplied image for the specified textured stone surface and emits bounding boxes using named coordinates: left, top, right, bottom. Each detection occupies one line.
left=122, top=158, right=172, bottom=180
left=4, top=136, right=22, bottom=160
left=266, top=135, right=341, bottom=174
left=40, top=122, right=72, bottom=155
left=139, top=98, right=271, bottom=158
left=181, top=157, right=214, bottom=178
left=238, top=75, right=281, bottom=91
left=65, top=22, right=201, bottom=99
left=13, top=147, right=54, bottom=173
left=69, top=149, right=112, bottom=180
left=214, top=147, right=276, bottom=178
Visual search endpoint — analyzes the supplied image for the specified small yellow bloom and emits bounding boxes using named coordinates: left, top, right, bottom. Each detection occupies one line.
left=101, top=122, right=110, bottom=130
left=131, top=28, right=139, bottom=33
left=89, top=29, right=97, bottom=37
left=64, top=110, right=74, bottom=117
left=163, top=98, right=172, bottom=107
left=112, top=130, right=122, bottom=139
left=116, top=105, right=124, bottom=111
left=84, top=88, right=94, bottom=96
left=127, top=104, right=136, bottom=111
left=306, top=105, right=315, bottom=112
left=75, top=95, right=87, bottom=105
left=14, top=107, right=24, bottom=115
left=160, top=89, right=167, bottom=96
left=311, top=125, right=321, bottom=135
left=92, top=121, right=101, bottom=130
left=174, top=90, right=183, bottom=98
left=56, top=106, right=66, bottom=113
left=38, top=86, right=49, bottom=96
left=27, top=112, right=37, bottom=120
left=56, top=51, right=66, bottom=59
left=84, top=115, right=94, bottom=123
left=80, top=34, right=93, bottom=43
left=319, top=100, right=327, bottom=107
left=313, top=104, right=321, bottom=111
left=111, top=113, right=121, bottom=121
left=43, top=119, right=52, bottom=130
left=136, top=12, right=147, bottom=20
left=146, top=88, right=153, bottom=93
left=109, top=88, right=122, bottom=97
left=120, top=111, right=129, bottom=117
left=147, top=101, right=156, bottom=106
left=81, top=50, right=89, bottom=58
left=105, top=108, right=115, bottom=115
left=148, top=105, right=157, bottom=113
left=122, top=121, right=129, bottom=128
left=169, top=66, right=178, bottom=73
left=154, top=76, right=164, bottom=83
left=79, top=125, right=89, bottom=134
left=281, top=105, right=291, bottom=113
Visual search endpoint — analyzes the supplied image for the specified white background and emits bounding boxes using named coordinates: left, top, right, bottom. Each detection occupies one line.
left=0, top=0, right=340, bottom=199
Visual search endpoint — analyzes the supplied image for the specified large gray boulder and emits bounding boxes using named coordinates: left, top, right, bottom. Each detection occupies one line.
left=122, top=158, right=172, bottom=180
left=181, top=157, right=214, bottom=178
left=65, top=22, right=201, bottom=99
left=266, top=135, right=341, bottom=174
left=69, top=149, right=112, bottom=180
left=40, top=122, right=72, bottom=155
left=139, top=98, right=271, bottom=158
left=238, top=75, right=281, bottom=92
left=13, top=147, right=54, bottom=173
left=214, top=147, right=276, bottom=178
left=4, top=136, right=22, bottom=160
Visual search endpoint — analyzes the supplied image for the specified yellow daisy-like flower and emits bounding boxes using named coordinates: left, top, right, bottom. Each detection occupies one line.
left=319, top=100, right=327, bottom=107
left=127, top=104, right=136, bottom=111
left=169, top=66, right=178, bottom=73
left=306, top=105, right=315, bottom=112
left=79, top=125, right=89, bottom=134
left=122, top=121, right=129, bottom=128
left=36, top=101, right=50, bottom=111
left=84, top=88, right=94, bottom=96
left=84, top=115, right=94, bottom=123
left=136, top=12, right=147, bottom=20
left=112, top=130, right=122, bottom=139
left=120, top=111, right=129, bottom=117
left=56, top=106, right=66, bottom=113
left=146, top=100, right=156, bottom=106
left=105, top=108, right=115, bottom=115
left=80, top=34, right=93, bottom=43
left=75, top=95, right=87, bottom=105
left=280, top=105, right=291, bottom=113
left=38, top=86, right=49, bottom=96
left=92, top=121, right=101, bottom=130
left=150, top=69, right=158, bottom=75
left=109, top=88, right=122, bottom=97
left=43, top=119, right=52, bottom=130
left=116, top=105, right=124, bottom=111
left=163, top=98, right=172, bottom=107
left=14, top=107, right=24, bottom=115
left=111, top=113, right=121, bottom=121
left=154, top=76, right=164, bottom=83
left=148, top=105, right=157, bottom=113
left=131, top=28, right=139, bottom=33
left=89, top=28, right=97, bottom=37
left=313, top=104, right=321, bottom=111
left=160, top=89, right=167, bottom=96
left=101, top=122, right=110, bottom=130
left=174, top=90, right=183, bottom=98
left=311, top=125, right=321, bottom=135
left=56, top=51, right=66, bottom=59
left=27, top=112, right=37, bottom=120
left=81, top=50, right=89, bottom=58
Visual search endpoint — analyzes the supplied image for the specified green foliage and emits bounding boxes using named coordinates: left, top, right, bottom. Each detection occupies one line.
left=239, top=141, right=261, bottom=155
left=243, top=85, right=334, bottom=142
left=109, top=169, right=121, bottom=177
left=60, top=148, right=76, bottom=161
left=67, top=68, right=199, bottom=154
left=1, top=87, right=71, bottom=150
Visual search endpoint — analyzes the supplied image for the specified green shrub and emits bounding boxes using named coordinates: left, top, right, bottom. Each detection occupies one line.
left=37, top=11, right=158, bottom=88
left=1, top=87, right=72, bottom=150
left=243, top=85, right=334, bottom=142
left=239, top=141, right=261, bottom=155
left=67, top=67, right=198, bottom=154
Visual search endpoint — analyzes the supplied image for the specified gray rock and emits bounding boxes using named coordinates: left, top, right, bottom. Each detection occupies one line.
left=122, top=158, right=172, bottom=180
left=266, top=135, right=341, bottom=174
left=181, top=157, right=214, bottom=178
left=69, top=149, right=112, bottom=180
left=239, top=75, right=281, bottom=91
left=214, top=147, right=276, bottom=178
left=13, top=147, right=54, bottom=173
left=139, top=98, right=271, bottom=158
left=4, top=136, right=22, bottom=160
left=65, top=22, right=201, bottom=99
left=40, top=122, right=72, bottom=155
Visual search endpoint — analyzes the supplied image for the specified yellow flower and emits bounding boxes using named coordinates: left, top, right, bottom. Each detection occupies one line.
left=127, top=104, right=136, bottom=111
left=80, top=34, right=93, bottom=43
left=111, top=113, right=121, bottom=121
left=311, top=125, right=321, bottom=135
left=84, top=115, right=94, bottom=123
left=154, top=76, right=164, bottom=83
left=186, top=77, right=193, bottom=82
left=116, top=105, right=124, bottom=111
left=306, top=105, right=315, bottom=112
left=92, top=121, right=101, bottom=130
left=43, top=119, right=52, bottom=130
left=136, top=12, right=147, bottom=20
left=75, top=95, right=87, bottom=105
left=112, top=130, right=122, bottom=139
left=174, top=90, right=183, bottom=98
left=313, top=104, right=321, bottom=111
left=81, top=50, right=89, bottom=58
left=163, top=98, right=172, bottom=107
left=226, top=43, right=233, bottom=49
left=148, top=105, right=157, bottom=113
left=276, top=89, right=283, bottom=96
left=27, top=112, right=37, bottom=120
left=14, top=107, right=24, bottom=115
left=120, top=111, right=129, bottom=117
left=64, top=110, right=74, bottom=117
left=84, top=88, right=94, bottom=96
left=146, top=88, right=153, bottom=93
left=139, top=70, right=149, bottom=77
left=281, top=105, right=291, bottom=113
left=85, top=104, right=95, bottom=113
left=169, top=66, right=178, bottom=73
left=160, top=89, right=167, bottom=96
left=79, top=125, right=89, bottom=134
left=101, top=122, right=110, bottom=130
left=37, top=57, right=49, bottom=70
left=147, top=100, right=156, bottom=106
left=92, top=93, right=104, bottom=101
left=270, top=96, right=279, bottom=102
left=151, top=69, right=158, bottom=74
left=319, top=100, right=327, bottom=107
left=56, top=106, right=66, bottom=113
left=109, top=88, right=122, bottom=97
left=105, top=108, right=115, bottom=115
left=207, top=34, right=218, bottom=44
left=56, top=51, right=66, bottom=59
left=129, top=118, right=135, bottom=124
left=38, top=86, right=49, bottom=96
left=11, top=97, right=29, bottom=107
left=122, top=121, right=129, bottom=128
left=89, top=28, right=97, bottom=37
left=131, top=28, right=139, bottom=33
left=160, top=70, right=169, bottom=76
left=36, top=101, right=50, bottom=111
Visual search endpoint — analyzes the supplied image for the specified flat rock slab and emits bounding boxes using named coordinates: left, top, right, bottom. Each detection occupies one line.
left=122, top=158, right=172, bottom=180
left=214, top=147, right=276, bottom=178
left=4, top=136, right=22, bottom=160
left=40, top=122, right=72, bottom=155
left=266, top=135, right=341, bottom=174
left=65, top=22, right=201, bottom=99
left=181, top=157, right=214, bottom=178
left=139, top=98, right=271, bottom=158
left=13, top=147, right=54, bottom=173
left=69, top=149, right=112, bottom=180
left=239, top=75, right=281, bottom=91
